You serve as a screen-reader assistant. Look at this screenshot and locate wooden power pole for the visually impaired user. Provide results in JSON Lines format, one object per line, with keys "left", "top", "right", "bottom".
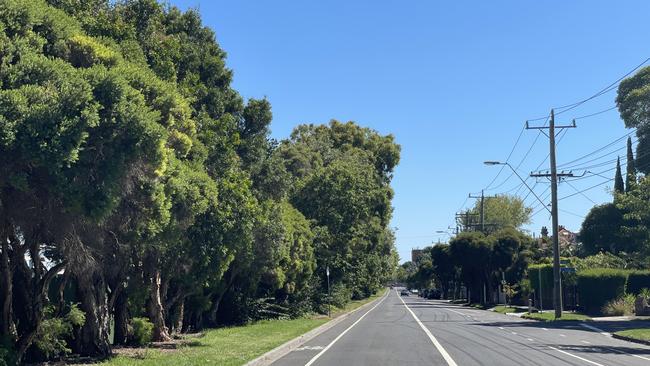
{"left": 526, "top": 109, "right": 576, "bottom": 319}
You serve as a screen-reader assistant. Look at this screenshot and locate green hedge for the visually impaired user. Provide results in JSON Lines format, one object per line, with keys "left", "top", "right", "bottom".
{"left": 529, "top": 264, "right": 553, "bottom": 310}
{"left": 577, "top": 268, "right": 630, "bottom": 315}
{"left": 627, "top": 271, "right": 650, "bottom": 295}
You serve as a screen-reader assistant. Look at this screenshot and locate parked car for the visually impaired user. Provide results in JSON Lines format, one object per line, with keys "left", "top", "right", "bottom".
{"left": 400, "top": 289, "right": 410, "bottom": 296}
{"left": 425, "top": 288, "right": 441, "bottom": 299}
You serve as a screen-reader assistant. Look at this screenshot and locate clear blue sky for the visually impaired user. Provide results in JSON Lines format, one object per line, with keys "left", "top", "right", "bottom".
{"left": 171, "top": 0, "right": 649, "bottom": 263}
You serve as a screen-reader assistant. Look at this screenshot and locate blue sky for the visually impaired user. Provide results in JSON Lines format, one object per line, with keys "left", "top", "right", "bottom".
{"left": 171, "top": 0, "right": 649, "bottom": 263}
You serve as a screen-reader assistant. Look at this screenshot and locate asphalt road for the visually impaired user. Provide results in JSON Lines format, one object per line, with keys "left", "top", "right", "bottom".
{"left": 270, "top": 289, "right": 650, "bottom": 366}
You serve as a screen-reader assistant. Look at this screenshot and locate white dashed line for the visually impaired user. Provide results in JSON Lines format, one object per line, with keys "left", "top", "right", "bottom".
{"left": 581, "top": 340, "right": 591, "bottom": 344}
{"left": 527, "top": 338, "right": 534, "bottom": 342}
{"left": 549, "top": 346, "right": 605, "bottom": 366}
{"left": 542, "top": 327, "right": 549, "bottom": 331}
{"left": 559, "top": 334, "right": 566, "bottom": 337}
{"left": 511, "top": 332, "right": 518, "bottom": 335}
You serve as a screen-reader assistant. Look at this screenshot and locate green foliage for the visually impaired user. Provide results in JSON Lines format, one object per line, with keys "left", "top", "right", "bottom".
{"left": 579, "top": 204, "right": 628, "bottom": 255}
{"left": 529, "top": 264, "right": 553, "bottom": 309}
{"left": 464, "top": 195, "right": 532, "bottom": 234}
{"left": 577, "top": 268, "right": 629, "bottom": 315}
{"left": 0, "top": 336, "right": 16, "bottom": 366}
{"left": 627, "top": 271, "right": 650, "bottom": 295}
{"left": 614, "top": 157, "right": 625, "bottom": 194}
{"left": 130, "top": 317, "right": 154, "bottom": 346}
{"left": 34, "top": 304, "right": 86, "bottom": 358}
{"left": 575, "top": 252, "right": 628, "bottom": 270}
{"left": 617, "top": 66, "right": 650, "bottom": 174}
{"left": 602, "top": 294, "right": 635, "bottom": 316}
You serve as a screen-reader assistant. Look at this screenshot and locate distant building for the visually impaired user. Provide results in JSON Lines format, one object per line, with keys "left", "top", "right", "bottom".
{"left": 558, "top": 226, "right": 577, "bottom": 250}
{"left": 411, "top": 248, "right": 424, "bottom": 263}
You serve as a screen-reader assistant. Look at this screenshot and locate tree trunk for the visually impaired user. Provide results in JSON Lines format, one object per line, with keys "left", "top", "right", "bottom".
{"left": 147, "top": 268, "right": 170, "bottom": 341}
{"left": 0, "top": 235, "right": 12, "bottom": 337}
{"left": 75, "top": 271, "right": 111, "bottom": 357}
{"left": 113, "top": 290, "right": 129, "bottom": 345}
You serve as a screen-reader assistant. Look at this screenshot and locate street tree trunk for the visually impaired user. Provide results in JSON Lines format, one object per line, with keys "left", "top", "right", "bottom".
{"left": 113, "top": 290, "right": 129, "bottom": 345}
{"left": 75, "top": 271, "right": 111, "bottom": 357}
{"left": 0, "top": 234, "right": 12, "bottom": 338}
{"left": 145, "top": 250, "right": 171, "bottom": 342}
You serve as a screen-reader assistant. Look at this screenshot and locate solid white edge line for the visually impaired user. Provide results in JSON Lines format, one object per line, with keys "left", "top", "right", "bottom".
{"left": 399, "top": 292, "right": 458, "bottom": 366}
{"left": 303, "top": 290, "right": 389, "bottom": 366}
{"left": 579, "top": 322, "right": 612, "bottom": 337}
{"left": 548, "top": 346, "right": 605, "bottom": 366}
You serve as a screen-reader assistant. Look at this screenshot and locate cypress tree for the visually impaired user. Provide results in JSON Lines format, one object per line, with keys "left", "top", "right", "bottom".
{"left": 614, "top": 156, "right": 625, "bottom": 195}
{"left": 626, "top": 136, "right": 636, "bottom": 192}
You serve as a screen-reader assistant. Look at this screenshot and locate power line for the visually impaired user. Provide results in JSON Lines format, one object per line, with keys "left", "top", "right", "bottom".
{"left": 527, "top": 57, "right": 650, "bottom": 122}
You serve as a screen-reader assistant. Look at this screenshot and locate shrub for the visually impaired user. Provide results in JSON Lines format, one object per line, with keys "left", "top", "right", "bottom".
{"left": 0, "top": 336, "right": 16, "bottom": 366}
{"left": 627, "top": 271, "right": 650, "bottom": 295}
{"left": 529, "top": 264, "right": 553, "bottom": 309}
{"left": 577, "top": 268, "right": 629, "bottom": 315}
{"left": 602, "top": 294, "right": 635, "bottom": 316}
{"left": 34, "top": 304, "right": 86, "bottom": 359}
{"left": 130, "top": 317, "right": 154, "bottom": 346}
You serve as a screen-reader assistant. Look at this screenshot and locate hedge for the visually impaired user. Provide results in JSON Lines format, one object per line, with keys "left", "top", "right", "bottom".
{"left": 577, "top": 268, "right": 630, "bottom": 315}
{"left": 627, "top": 271, "right": 650, "bottom": 295}
{"left": 529, "top": 264, "right": 553, "bottom": 310}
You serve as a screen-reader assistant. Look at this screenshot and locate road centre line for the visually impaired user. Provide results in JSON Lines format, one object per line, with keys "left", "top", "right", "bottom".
{"left": 399, "top": 293, "right": 458, "bottom": 366}
{"left": 548, "top": 346, "right": 605, "bottom": 366}
{"left": 303, "top": 291, "right": 389, "bottom": 366}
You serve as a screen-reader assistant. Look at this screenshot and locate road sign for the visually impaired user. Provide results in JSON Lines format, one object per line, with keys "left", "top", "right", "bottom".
{"left": 561, "top": 267, "right": 575, "bottom": 273}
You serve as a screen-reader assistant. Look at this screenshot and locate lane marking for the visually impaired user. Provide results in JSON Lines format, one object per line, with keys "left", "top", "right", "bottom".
{"left": 304, "top": 291, "right": 389, "bottom": 366}
{"left": 399, "top": 292, "right": 458, "bottom": 366}
{"left": 511, "top": 332, "right": 518, "bottom": 335}
{"left": 548, "top": 346, "right": 605, "bottom": 366}
{"left": 560, "top": 334, "right": 566, "bottom": 337}
{"left": 527, "top": 338, "right": 534, "bottom": 342}
{"left": 542, "top": 327, "right": 549, "bottom": 331}
{"left": 603, "top": 345, "right": 650, "bottom": 361}
{"left": 446, "top": 308, "right": 468, "bottom": 317}
{"left": 580, "top": 340, "right": 591, "bottom": 344}
{"left": 498, "top": 327, "right": 505, "bottom": 330}
{"left": 579, "top": 323, "right": 611, "bottom": 337}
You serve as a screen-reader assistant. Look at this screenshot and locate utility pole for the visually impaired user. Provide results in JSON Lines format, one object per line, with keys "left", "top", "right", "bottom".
{"left": 468, "top": 190, "right": 497, "bottom": 233}
{"left": 526, "top": 110, "right": 576, "bottom": 319}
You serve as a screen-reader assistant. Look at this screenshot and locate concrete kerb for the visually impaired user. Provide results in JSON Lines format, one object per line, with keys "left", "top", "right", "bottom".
{"left": 612, "top": 333, "right": 650, "bottom": 346}
{"left": 244, "top": 289, "right": 390, "bottom": 366}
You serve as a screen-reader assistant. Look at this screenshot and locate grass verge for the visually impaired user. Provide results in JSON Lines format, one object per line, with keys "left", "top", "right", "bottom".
{"left": 614, "top": 328, "right": 650, "bottom": 343}
{"left": 521, "top": 311, "right": 591, "bottom": 322}
{"left": 98, "top": 289, "right": 387, "bottom": 366}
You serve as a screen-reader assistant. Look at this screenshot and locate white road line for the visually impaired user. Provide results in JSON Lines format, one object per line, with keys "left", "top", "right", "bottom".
{"left": 498, "top": 327, "right": 505, "bottom": 330}
{"left": 399, "top": 292, "right": 458, "bottom": 366}
{"left": 603, "top": 346, "right": 650, "bottom": 361}
{"left": 542, "top": 327, "right": 549, "bottom": 331}
{"left": 446, "top": 308, "right": 468, "bottom": 317}
{"left": 304, "top": 291, "right": 389, "bottom": 366}
{"left": 511, "top": 332, "right": 518, "bottom": 335}
{"left": 581, "top": 340, "right": 591, "bottom": 344}
{"left": 579, "top": 323, "right": 612, "bottom": 337}
{"left": 549, "top": 346, "right": 605, "bottom": 366}
{"left": 527, "top": 338, "right": 534, "bottom": 342}
{"left": 560, "top": 334, "right": 566, "bottom": 337}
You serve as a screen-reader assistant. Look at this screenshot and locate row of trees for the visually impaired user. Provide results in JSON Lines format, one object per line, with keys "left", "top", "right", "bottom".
{"left": 407, "top": 228, "right": 531, "bottom": 304}
{"left": 580, "top": 64, "right": 650, "bottom": 264}
{"left": 0, "top": 0, "right": 400, "bottom": 363}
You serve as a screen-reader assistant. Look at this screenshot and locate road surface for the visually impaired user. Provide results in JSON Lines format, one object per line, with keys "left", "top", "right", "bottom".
{"left": 271, "top": 289, "right": 650, "bottom": 366}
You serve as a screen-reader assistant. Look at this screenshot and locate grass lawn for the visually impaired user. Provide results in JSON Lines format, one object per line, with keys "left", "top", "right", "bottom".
{"left": 491, "top": 305, "right": 526, "bottom": 314}
{"left": 615, "top": 328, "right": 650, "bottom": 342}
{"left": 521, "top": 311, "right": 591, "bottom": 322}
{"left": 98, "top": 289, "right": 387, "bottom": 366}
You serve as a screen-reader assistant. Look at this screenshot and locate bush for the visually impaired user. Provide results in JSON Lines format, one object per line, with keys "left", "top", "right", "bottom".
{"left": 130, "top": 317, "right": 154, "bottom": 346}
{"left": 0, "top": 336, "right": 16, "bottom": 366}
{"left": 602, "top": 294, "right": 635, "bottom": 316}
{"left": 34, "top": 304, "right": 86, "bottom": 359}
{"left": 529, "top": 264, "right": 553, "bottom": 309}
{"left": 578, "top": 268, "right": 629, "bottom": 315}
{"left": 627, "top": 271, "right": 650, "bottom": 295}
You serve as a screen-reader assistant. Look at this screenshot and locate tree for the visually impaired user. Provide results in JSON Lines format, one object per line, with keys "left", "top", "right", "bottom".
{"left": 627, "top": 137, "right": 637, "bottom": 192}
{"left": 614, "top": 157, "right": 625, "bottom": 195}
{"left": 617, "top": 66, "right": 650, "bottom": 174}
{"left": 463, "top": 195, "right": 532, "bottom": 234}
{"left": 580, "top": 203, "right": 627, "bottom": 255}
{"left": 429, "top": 245, "right": 455, "bottom": 298}
{"left": 449, "top": 232, "right": 491, "bottom": 303}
